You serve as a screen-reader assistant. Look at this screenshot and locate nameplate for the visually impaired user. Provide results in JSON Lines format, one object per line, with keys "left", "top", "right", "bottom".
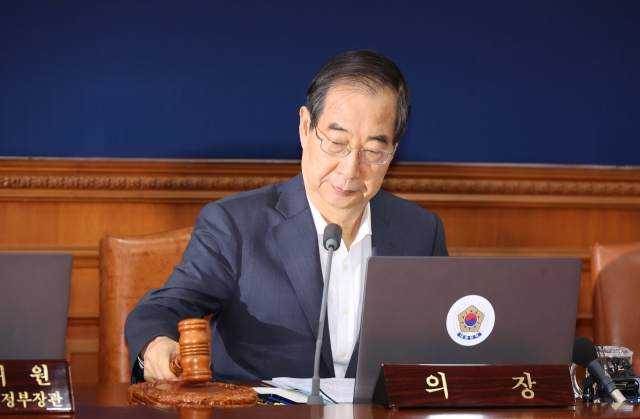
{"left": 372, "top": 364, "right": 575, "bottom": 408}
{"left": 0, "top": 360, "right": 74, "bottom": 413}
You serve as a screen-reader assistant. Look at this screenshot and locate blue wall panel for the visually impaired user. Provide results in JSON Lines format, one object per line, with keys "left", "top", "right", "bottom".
{"left": 1, "top": 1, "right": 639, "bottom": 164}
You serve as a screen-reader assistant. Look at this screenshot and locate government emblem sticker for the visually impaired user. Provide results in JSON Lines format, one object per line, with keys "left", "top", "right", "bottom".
{"left": 446, "top": 295, "right": 495, "bottom": 346}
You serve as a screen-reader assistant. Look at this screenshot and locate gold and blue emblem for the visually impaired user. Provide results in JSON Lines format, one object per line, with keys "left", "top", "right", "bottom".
{"left": 456, "top": 305, "right": 485, "bottom": 340}
{"left": 446, "top": 295, "right": 495, "bottom": 346}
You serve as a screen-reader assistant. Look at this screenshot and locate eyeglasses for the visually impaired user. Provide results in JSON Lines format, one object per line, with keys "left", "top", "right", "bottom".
{"left": 315, "top": 127, "right": 395, "bottom": 165}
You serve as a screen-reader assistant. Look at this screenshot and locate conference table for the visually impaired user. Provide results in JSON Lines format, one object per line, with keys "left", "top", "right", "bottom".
{"left": 3, "top": 382, "right": 640, "bottom": 419}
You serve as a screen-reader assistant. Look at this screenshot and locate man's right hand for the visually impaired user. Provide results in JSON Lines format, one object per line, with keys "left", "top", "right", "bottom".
{"left": 142, "top": 336, "right": 181, "bottom": 382}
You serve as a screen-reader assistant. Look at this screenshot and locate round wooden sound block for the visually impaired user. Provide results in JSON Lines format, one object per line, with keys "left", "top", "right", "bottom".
{"left": 127, "top": 381, "right": 258, "bottom": 407}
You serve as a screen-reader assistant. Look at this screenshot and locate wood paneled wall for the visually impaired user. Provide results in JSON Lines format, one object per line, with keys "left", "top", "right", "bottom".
{"left": 2, "top": 158, "right": 640, "bottom": 384}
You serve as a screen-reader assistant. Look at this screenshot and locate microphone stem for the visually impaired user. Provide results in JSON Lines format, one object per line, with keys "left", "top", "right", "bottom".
{"left": 308, "top": 246, "right": 335, "bottom": 404}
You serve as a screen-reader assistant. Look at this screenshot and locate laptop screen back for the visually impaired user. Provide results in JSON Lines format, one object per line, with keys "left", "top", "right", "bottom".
{"left": 0, "top": 253, "right": 73, "bottom": 359}
{"left": 354, "top": 256, "right": 581, "bottom": 404}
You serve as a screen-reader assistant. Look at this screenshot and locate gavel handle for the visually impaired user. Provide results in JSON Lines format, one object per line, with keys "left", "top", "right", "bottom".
{"left": 169, "top": 353, "right": 182, "bottom": 375}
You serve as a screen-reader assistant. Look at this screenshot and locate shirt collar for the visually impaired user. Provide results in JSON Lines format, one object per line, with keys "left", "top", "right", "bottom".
{"left": 306, "top": 197, "right": 372, "bottom": 244}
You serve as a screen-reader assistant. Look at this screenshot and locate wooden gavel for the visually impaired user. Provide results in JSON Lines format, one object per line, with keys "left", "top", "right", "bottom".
{"left": 127, "top": 317, "right": 257, "bottom": 408}
{"left": 169, "top": 318, "right": 212, "bottom": 384}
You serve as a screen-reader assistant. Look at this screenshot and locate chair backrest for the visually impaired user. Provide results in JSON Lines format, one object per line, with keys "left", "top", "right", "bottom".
{"left": 591, "top": 241, "right": 640, "bottom": 358}
{"left": 98, "top": 227, "right": 193, "bottom": 383}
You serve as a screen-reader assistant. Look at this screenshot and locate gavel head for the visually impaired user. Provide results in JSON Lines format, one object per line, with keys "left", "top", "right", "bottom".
{"left": 175, "top": 318, "right": 212, "bottom": 384}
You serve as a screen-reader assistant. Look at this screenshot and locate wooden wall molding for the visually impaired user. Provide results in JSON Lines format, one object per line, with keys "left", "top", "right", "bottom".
{"left": 1, "top": 174, "right": 288, "bottom": 192}
{"left": 3, "top": 173, "right": 640, "bottom": 196}
{"left": 2, "top": 159, "right": 640, "bottom": 207}
{"left": 386, "top": 178, "right": 640, "bottom": 196}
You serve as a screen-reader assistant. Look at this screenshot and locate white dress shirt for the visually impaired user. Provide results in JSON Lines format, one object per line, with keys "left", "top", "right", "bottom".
{"left": 307, "top": 198, "right": 372, "bottom": 378}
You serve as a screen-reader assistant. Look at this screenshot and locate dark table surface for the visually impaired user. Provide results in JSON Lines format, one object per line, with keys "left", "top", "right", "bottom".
{"left": 3, "top": 383, "right": 640, "bottom": 418}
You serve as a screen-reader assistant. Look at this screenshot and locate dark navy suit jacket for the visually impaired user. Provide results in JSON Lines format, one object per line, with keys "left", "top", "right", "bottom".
{"left": 125, "top": 174, "right": 448, "bottom": 382}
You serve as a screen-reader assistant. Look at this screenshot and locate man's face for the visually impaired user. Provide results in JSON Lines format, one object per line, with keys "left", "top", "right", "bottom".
{"left": 299, "top": 84, "right": 397, "bottom": 222}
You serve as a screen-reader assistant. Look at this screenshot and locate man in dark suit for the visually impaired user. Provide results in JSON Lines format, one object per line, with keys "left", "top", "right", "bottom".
{"left": 125, "top": 50, "right": 448, "bottom": 383}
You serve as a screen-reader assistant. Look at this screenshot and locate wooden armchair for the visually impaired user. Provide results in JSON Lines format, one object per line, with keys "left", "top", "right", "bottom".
{"left": 98, "top": 227, "right": 193, "bottom": 383}
{"left": 591, "top": 241, "right": 640, "bottom": 357}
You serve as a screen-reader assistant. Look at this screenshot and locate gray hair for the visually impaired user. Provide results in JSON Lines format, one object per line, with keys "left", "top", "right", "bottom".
{"left": 306, "top": 50, "right": 411, "bottom": 145}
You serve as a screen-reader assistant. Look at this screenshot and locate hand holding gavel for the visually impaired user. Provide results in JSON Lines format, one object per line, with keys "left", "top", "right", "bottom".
{"left": 143, "top": 318, "right": 211, "bottom": 384}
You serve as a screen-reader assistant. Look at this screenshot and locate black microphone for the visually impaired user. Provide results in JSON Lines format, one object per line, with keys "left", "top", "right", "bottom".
{"left": 323, "top": 223, "right": 341, "bottom": 251}
{"left": 572, "top": 337, "right": 626, "bottom": 403}
{"left": 307, "top": 223, "right": 342, "bottom": 405}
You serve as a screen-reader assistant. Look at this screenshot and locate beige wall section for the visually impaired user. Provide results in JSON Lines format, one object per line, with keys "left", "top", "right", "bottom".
{"left": 1, "top": 158, "right": 639, "bottom": 384}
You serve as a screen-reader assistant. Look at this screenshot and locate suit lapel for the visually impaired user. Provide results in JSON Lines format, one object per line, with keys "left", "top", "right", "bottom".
{"left": 370, "top": 192, "right": 399, "bottom": 257}
{"left": 270, "top": 175, "right": 335, "bottom": 377}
